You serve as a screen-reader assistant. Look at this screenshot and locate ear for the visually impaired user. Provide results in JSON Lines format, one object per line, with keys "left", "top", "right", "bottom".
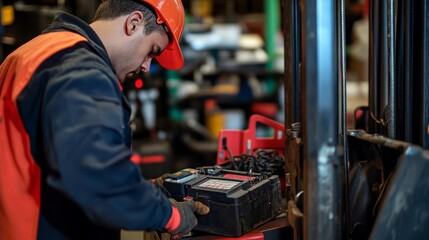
{"left": 125, "top": 11, "right": 144, "bottom": 36}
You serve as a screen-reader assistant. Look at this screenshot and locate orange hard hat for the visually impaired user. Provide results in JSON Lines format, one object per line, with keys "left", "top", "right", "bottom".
{"left": 141, "top": 0, "right": 185, "bottom": 70}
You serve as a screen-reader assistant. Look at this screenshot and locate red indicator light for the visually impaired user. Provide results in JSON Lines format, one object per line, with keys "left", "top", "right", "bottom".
{"left": 135, "top": 79, "right": 143, "bottom": 89}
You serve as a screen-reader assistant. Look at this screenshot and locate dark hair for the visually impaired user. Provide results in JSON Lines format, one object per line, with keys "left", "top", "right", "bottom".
{"left": 93, "top": 0, "right": 167, "bottom": 38}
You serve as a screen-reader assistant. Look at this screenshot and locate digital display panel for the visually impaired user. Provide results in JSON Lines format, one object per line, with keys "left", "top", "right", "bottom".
{"left": 198, "top": 179, "right": 240, "bottom": 190}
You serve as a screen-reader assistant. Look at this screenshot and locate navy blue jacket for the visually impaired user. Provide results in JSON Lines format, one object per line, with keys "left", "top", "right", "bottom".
{"left": 15, "top": 12, "right": 172, "bottom": 239}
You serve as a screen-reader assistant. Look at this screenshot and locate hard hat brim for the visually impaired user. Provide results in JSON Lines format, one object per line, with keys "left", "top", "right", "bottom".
{"left": 156, "top": 37, "right": 184, "bottom": 70}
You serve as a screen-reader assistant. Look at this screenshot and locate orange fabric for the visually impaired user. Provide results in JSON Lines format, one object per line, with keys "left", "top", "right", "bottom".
{"left": 164, "top": 206, "right": 180, "bottom": 232}
{"left": 0, "top": 32, "right": 87, "bottom": 240}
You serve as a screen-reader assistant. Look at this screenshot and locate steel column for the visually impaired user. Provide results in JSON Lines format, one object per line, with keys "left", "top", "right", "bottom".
{"left": 302, "top": 0, "right": 342, "bottom": 239}
{"left": 337, "top": 0, "right": 350, "bottom": 238}
{"left": 422, "top": 0, "right": 429, "bottom": 149}
{"left": 284, "top": 0, "right": 303, "bottom": 199}
{"left": 284, "top": 0, "right": 302, "bottom": 127}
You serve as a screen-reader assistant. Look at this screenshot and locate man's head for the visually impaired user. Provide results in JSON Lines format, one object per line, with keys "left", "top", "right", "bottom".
{"left": 92, "top": 0, "right": 184, "bottom": 80}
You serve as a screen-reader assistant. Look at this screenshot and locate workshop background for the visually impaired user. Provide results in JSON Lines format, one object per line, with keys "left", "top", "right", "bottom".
{"left": 0, "top": 0, "right": 367, "bottom": 178}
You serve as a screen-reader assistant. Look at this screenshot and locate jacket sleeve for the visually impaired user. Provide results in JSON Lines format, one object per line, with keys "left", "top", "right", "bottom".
{"left": 41, "top": 65, "right": 172, "bottom": 230}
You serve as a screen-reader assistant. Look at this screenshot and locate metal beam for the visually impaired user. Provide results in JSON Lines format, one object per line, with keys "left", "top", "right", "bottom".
{"left": 422, "top": 0, "right": 429, "bottom": 149}
{"left": 302, "top": 0, "right": 342, "bottom": 239}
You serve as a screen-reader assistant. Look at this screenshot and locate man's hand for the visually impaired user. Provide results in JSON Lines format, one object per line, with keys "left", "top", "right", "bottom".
{"left": 165, "top": 198, "right": 210, "bottom": 239}
{"left": 152, "top": 173, "right": 169, "bottom": 187}
{"left": 151, "top": 173, "right": 170, "bottom": 196}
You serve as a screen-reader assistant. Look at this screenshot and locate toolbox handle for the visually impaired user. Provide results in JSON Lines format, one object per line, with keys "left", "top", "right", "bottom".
{"left": 217, "top": 114, "right": 285, "bottom": 165}
{"left": 248, "top": 114, "right": 284, "bottom": 139}
{"left": 244, "top": 114, "right": 285, "bottom": 154}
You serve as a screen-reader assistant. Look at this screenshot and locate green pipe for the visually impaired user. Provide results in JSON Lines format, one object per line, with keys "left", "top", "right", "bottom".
{"left": 264, "top": 0, "right": 280, "bottom": 94}
{"left": 265, "top": 0, "right": 280, "bottom": 70}
{"left": 167, "top": 70, "right": 183, "bottom": 121}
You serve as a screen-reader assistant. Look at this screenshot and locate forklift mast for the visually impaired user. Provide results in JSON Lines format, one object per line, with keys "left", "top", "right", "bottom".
{"left": 283, "top": 0, "right": 429, "bottom": 239}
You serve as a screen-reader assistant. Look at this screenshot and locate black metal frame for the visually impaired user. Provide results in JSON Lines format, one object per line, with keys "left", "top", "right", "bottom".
{"left": 284, "top": 0, "right": 301, "bottom": 127}
{"left": 422, "top": 1, "right": 429, "bottom": 149}
{"left": 284, "top": 0, "right": 429, "bottom": 239}
{"left": 369, "top": 0, "right": 429, "bottom": 147}
{"left": 397, "top": 0, "right": 429, "bottom": 148}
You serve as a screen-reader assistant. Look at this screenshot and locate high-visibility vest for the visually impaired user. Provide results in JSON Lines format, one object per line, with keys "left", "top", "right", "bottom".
{"left": 0, "top": 32, "right": 87, "bottom": 240}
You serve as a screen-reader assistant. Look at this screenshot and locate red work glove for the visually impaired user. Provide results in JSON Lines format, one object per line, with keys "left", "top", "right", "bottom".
{"left": 164, "top": 198, "right": 210, "bottom": 239}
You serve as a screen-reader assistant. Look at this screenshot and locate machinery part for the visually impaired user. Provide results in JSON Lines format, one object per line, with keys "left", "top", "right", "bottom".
{"left": 369, "top": 146, "right": 429, "bottom": 239}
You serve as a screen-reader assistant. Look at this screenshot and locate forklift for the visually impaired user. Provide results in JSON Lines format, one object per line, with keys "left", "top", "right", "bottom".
{"left": 283, "top": 0, "right": 429, "bottom": 239}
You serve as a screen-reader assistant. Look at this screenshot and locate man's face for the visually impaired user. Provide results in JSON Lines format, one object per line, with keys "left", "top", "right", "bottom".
{"left": 116, "top": 29, "right": 169, "bottom": 81}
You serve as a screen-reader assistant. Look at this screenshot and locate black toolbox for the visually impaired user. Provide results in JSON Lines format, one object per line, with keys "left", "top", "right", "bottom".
{"left": 163, "top": 168, "right": 283, "bottom": 237}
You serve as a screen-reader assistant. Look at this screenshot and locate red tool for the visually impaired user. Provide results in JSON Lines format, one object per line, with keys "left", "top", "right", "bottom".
{"left": 216, "top": 114, "right": 285, "bottom": 165}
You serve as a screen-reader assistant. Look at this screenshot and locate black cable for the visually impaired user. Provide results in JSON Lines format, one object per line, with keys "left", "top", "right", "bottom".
{"left": 231, "top": 149, "right": 285, "bottom": 178}
{"left": 222, "top": 137, "right": 239, "bottom": 170}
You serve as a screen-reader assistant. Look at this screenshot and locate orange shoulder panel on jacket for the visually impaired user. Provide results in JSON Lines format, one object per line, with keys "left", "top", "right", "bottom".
{"left": 0, "top": 32, "right": 88, "bottom": 240}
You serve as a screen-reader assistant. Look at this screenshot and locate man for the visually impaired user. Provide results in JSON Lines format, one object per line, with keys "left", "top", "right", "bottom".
{"left": 0, "top": 0, "right": 209, "bottom": 239}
